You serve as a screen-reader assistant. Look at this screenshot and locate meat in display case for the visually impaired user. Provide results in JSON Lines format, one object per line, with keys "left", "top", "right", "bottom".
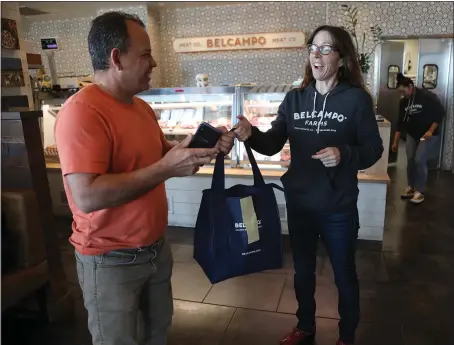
{"left": 238, "top": 85, "right": 298, "bottom": 169}
{"left": 137, "top": 87, "right": 236, "bottom": 162}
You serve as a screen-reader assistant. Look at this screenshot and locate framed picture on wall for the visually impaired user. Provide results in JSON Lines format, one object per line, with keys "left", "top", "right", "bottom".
{"left": 1, "top": 70, "right": 25, "bottom": 87}
{"left": 1, "top": 18, "right": 20, "bottom": 50}
{"left": 1, "top": 57, "right": 23, "bottom": 70}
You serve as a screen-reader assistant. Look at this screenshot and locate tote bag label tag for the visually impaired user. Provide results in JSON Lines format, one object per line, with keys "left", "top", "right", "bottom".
{"left": 240, "top": 196, "right": 260, "bottom": 244}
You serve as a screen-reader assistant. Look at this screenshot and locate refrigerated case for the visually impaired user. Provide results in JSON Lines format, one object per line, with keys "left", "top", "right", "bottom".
{"left": 237, "top": 85, "right": 298, "bottom": 169}
{"left": 137, "top": 85, "right": 299, "bottom": 169}
{"left": 137, "top": 85, "right": 390, "bottom": 174}
{"left": 138, "top": 87, "right": 237, "bottom": 162}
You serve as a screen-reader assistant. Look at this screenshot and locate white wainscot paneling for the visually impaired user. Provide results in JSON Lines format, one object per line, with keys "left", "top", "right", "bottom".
{"left": 172, "top": 202, "right": 200, "bottom": 216}
{"left": 358, "top": 226, "right": 384, "bottom": 241}
{"left": 165, "top": 190, "right": 203, "bottom": 204}
{"left": 165, "top": 175, "right": 387, "bottom": 242}
{"left": 168, "top": 214, "right": 197, "bottom": 228}
{"left": 46, "top": 170, "right": 387, "bottom": 242}
{"left": 358, "top": 183, "right": 387, "bottom": 199}
{"left": 165, "top": 174, "right": 288, "bottom": 229}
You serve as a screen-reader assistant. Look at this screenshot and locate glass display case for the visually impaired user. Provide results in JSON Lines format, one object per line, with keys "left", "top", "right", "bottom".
{"left": 237, "top": 85, "right": 298, "bottom": 170}
{"left": 137, "top": 87, "right": 237, "bottom": 162}
{"left": 40, "top": 84, "right": 388, "bottom": 179}
{"left": 41, "top": 98, "right": 67, "bottom": 161}
{"left": 138, "top": 85, "right": 297, "bottom": 169}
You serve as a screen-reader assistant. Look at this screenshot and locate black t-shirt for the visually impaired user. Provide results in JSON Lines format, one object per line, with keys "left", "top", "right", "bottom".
{"left": 397, "top": 88, "right": 445, "bottom": 140}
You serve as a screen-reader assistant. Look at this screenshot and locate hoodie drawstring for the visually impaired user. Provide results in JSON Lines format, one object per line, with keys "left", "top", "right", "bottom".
{"left": 403, "top": 91, "right": 416, "bottom": 123}
{"left": 313, "top": 92, "right": 317, "bottom": 114}
{"left": 314, "top": 91, "right": 330, "bottom": 134}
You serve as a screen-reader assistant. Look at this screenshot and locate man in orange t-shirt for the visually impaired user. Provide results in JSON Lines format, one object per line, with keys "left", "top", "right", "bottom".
{"left": 55, "top": 12, "right": 234, "bottom": 345}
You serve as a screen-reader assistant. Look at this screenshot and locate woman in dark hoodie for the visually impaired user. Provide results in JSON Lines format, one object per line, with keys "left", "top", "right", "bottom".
{"left": 392, "top": 73, "right": 445, "bottom": 204}
{"left": 234, "top": 26, "right": 383, "bottom": 345}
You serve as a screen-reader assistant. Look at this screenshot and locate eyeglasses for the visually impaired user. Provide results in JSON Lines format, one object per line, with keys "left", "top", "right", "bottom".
{"left": 308, "top": 44, "right": 337, "bottom": 55}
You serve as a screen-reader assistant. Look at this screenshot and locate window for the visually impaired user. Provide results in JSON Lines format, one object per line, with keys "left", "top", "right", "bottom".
{"left": 387, "top": 65, "right": 400, "bottom": 89}
{"left": 422, "top": 64, "right": 438, "bottom": 89}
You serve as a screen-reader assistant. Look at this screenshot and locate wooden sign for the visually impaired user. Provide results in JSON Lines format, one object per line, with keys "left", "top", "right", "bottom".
{"left": 173, "top": 32, "right": 306, "bottom": 53}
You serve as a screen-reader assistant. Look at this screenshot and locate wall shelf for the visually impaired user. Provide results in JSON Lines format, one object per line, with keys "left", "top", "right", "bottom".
{"left": 28, "top": 64, "right": 44, "bottom": 69}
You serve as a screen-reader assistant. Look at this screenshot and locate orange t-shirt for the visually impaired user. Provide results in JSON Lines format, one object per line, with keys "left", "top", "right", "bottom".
{"left": 55, "top": 84, "right": 172, "bottom": 255}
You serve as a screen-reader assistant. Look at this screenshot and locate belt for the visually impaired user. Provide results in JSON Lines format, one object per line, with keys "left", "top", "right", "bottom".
{"left": 117, "top": 238, "right": 163, "bottom": 254}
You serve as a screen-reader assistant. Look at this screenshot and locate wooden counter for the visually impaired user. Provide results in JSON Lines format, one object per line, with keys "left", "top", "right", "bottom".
{"left": 46, "top": 162, "right": 390, "bottom": 184}
{"left": 377, "top": 119, "right": 391, "bottom": 128}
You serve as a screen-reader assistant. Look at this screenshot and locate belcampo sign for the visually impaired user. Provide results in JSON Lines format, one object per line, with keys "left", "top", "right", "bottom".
{"left": 173, "top": 32, "right": 306, "bottom": 53}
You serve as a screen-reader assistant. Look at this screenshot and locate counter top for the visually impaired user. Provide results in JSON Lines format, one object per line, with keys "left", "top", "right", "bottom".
{"left": 46, "top": 162, "right": 390, "bottom": 184}
{"left": 376, "top": 118, "right": 391, "bottom": 127}
{"left": 2, "top": 110, "right": 43, "bottom": 120}
{"left": 197, "top": 166, "right": 390, "bottom": 183}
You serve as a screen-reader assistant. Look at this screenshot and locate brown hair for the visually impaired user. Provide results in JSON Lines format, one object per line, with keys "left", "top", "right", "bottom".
{"left": 302, "top": 25, "right": 365, "bottom": 90}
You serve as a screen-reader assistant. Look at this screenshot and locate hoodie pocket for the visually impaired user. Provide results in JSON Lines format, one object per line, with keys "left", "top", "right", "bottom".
{"left": 281, "top": 163, "right": 337, "bottom": 197}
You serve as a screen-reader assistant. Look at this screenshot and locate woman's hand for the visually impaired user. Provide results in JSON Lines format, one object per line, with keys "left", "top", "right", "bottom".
{"left": 421, "top": 130, "right": 433, "bottom": 140}
{"left": 391, "top": 141, "right": 398, "bottom": 152}
{"left": 233, "top": 115, "right": 252, "bottom": 142}
{"left": 312, "top": 147, "right": 341, "bottom": 167}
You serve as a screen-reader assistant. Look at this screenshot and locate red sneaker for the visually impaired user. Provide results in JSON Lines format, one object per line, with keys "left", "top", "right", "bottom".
{"left": 279, "top": 327, "right": 315, "bottom": 344}
{"left": 336, "top": 340, "right": 353, "bottom": 345}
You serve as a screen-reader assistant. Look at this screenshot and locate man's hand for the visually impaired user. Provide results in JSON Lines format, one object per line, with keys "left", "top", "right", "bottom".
{"left": 421, "top": 130, "right": 433, "bottom": 140}
{"left": 159, "top": 135, "right": 218, "bottom": 177}
{"left": 233, "top": 115, "right": 252, "bottom": 142}
{"left": 312, "top": 147, "right": 341, "bottom": 168}
{"left": 215, "top": 126, "right": 235, "bottom": 155}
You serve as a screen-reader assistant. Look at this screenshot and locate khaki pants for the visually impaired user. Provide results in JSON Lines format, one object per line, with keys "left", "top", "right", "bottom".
{"left": 75, "top": 239, "right": 174, "bottom": 345}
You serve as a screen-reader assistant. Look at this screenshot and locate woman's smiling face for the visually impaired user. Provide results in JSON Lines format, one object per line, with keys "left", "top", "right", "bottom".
{"left": 309, "top": 30, "right": 342, "bottom": 82}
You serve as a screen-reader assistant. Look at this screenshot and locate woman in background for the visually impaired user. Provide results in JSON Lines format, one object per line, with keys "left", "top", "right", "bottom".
{"left": 392, "top": 73, "right": 445, "bottom": 204}
{"left": 234, "top": 25, "right": 383, "bottom": 345}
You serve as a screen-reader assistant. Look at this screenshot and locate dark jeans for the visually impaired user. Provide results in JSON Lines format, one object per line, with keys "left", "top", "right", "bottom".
{"left": 287, "top": 205, "right": 360, "bottom": 343}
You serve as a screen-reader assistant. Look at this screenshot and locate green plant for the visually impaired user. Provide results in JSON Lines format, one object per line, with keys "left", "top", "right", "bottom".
{"left": 341, "top": 4, "right": 383, "bottom": 74}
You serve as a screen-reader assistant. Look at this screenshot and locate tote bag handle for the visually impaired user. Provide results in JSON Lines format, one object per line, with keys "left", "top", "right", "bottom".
{"left": 211, "top": 141, "right": 265, "bottom": 191}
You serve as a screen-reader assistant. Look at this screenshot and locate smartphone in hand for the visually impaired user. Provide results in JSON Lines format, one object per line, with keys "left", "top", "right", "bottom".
{"left": 188, "top": 122, "right": 222, "bottom": 149}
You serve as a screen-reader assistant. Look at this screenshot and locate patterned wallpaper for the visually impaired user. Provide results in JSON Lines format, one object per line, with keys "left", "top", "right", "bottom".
{"left": 22, "top": 5, "right": 148, "bottom": 78}
{"left": 148, "top": 9, "right": 162, "bottom": 88}
{"left": 23, "top": 16, "right": 93, "bottom": 76}
{"left": 158, "top": 2, "right": 326, "bottom": 87}
{"left": 158, "top": 1, "right": 453, "bottom": 87}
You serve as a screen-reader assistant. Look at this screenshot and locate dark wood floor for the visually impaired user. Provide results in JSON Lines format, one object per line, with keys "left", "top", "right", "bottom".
{"left": 3, "top": 151, "right": 454, "bottom": 345}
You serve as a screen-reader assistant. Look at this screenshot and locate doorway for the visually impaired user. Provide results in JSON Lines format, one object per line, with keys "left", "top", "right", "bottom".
{"left": 376, "top": 37, "right": 454, "bottom": 170}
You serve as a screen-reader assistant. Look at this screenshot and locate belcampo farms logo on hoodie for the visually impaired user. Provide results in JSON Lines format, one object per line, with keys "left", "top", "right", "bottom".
{"left": 293, "top": 91, "right": 348, "bottom": 134}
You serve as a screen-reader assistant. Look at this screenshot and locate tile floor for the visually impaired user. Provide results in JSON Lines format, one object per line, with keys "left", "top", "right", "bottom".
{"left": 2, "top": 150, "right": 454, "bottom": 345}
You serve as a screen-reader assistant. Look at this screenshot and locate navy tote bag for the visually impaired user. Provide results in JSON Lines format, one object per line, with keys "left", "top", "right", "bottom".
{"left": 193, "top": 142, "right": 285, "bottom": 284}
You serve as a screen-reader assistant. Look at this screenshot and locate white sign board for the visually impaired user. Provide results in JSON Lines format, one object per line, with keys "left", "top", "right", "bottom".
{"left": 173, "top": 32, "right": 306, "bottom": 53}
